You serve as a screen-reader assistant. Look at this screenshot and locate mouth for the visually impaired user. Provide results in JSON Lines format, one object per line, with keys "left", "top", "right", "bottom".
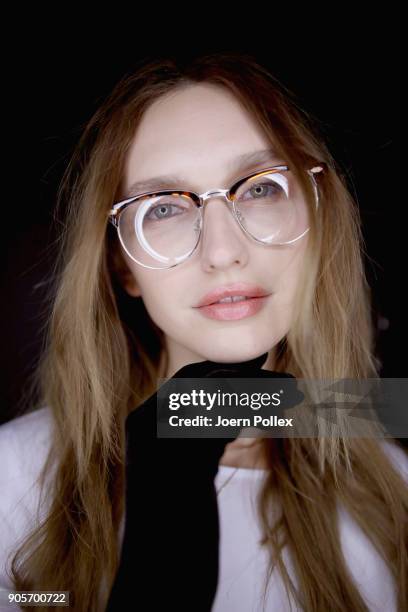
{"left": 206, "top": 295, "right": 259, "bottom": 305}
{"left": 194, "top": 283, "right": 271, "bottom": 308}
{"left": 194, "top": 294, "right": 271, "bottom": 321}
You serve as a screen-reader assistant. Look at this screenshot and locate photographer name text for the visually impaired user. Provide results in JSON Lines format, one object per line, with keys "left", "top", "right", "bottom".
{"left": 167, "top": 415, "right": 293, "bottom": 427}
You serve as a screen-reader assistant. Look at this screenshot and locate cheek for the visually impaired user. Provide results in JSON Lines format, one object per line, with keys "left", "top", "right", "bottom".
{"left": 267, "top": 239, "right": 307, "bottom": 308}
{"left": 135, "top": 264, "right": 192, "bottom": 309}
{"left": 138, "top": 278, "right": 166, "bottom": 304}
{"left": 135, "top": 273, "right": 180, "bottom": 323}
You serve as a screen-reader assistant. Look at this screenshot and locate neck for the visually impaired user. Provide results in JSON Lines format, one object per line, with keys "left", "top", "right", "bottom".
{"left": 158, "top": 346, "right": 277, "bottom": 381}
{"left": 218, "top": 437, "right": 270, "bottom": 469}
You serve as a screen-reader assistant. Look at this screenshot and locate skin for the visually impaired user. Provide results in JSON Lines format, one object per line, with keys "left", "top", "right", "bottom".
{"left": 119, "top": 83, "right": 309, "bottom": 467}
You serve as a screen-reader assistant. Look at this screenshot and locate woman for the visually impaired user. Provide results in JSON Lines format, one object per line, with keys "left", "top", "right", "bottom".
{"left": 0, "top": 52, "right": 407, "bottom": 611}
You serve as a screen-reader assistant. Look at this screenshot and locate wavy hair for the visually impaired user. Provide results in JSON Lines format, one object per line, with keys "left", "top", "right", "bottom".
{"left": 8, "top": 52, "right": 407, "bottom": 611}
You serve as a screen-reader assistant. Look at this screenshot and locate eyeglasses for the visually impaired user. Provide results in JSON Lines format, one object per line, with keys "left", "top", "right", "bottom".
{"left": 108, "top": 162, "right": 326, "bottom": 270}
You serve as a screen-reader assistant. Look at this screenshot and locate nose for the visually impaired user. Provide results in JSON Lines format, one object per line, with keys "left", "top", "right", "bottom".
{"left": 197, "top": 195, "right": 249, "bottom": 271}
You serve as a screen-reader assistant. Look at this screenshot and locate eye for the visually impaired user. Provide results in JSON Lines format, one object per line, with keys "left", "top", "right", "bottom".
{"left": 243, "top": 181, "right": 282, "bottom": 200}
{"left": 144, "top": 203, "right": 186, "bottom": 221}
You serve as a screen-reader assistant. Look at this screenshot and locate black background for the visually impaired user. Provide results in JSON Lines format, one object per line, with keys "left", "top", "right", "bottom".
{"left": 1, "top": 35, "right": 403, "bottom": 427}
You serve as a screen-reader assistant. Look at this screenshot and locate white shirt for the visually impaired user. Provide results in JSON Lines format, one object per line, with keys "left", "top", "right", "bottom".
{"left": 0, "top": 407, "right": 57, "bottom": 611}
{"left": 0, "top": 407, "right": 125, "bottom": 612}
{"left": 212, "top": 444, "right": 408, "bottom": 612}
{"left": 0, "top": 407, "right": 406, "bottom": 611}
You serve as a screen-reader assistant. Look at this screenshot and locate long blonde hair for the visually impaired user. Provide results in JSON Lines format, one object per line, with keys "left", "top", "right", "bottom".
{"left": 8, "top": 52, "right": 407, "bottom": 611}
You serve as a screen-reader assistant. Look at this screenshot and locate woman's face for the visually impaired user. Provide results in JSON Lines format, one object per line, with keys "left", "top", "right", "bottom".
{"left": 120, "top": 83, "right": 309, "bottom": 377}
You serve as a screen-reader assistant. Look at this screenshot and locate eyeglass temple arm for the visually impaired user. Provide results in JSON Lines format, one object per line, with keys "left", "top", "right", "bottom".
{"left": 309, "top": 163, "right": 327, "bottom": 175}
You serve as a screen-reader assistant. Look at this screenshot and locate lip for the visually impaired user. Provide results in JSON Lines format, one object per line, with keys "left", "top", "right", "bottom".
{"left": 194, "top": 282, "right": 271, "bottom": 308}
{"left": 195, "top": 295, "right": 270, "bottom": 321}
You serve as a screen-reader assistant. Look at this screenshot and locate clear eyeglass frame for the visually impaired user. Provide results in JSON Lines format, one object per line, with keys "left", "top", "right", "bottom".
{"left": 107, "top": 162, "right": 327, "bottom": 270}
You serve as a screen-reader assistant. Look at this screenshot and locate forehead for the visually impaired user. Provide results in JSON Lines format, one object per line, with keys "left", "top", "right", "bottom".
{"left": 123, "top": 83, "right": 281, "bottom": 196}
{"left": 124, "top": 149, "right": 283, "bottom": 198}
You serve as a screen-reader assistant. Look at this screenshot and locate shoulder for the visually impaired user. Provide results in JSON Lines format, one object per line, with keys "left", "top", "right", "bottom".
{"left": 0, "top": 406, "right": 55, "bottom": 590}
{"left": 380, "top": 438, "right": 408, "bottom": 482}
{"left": 338, "top": 438, "right": 407, "bottom": 612}
{"left": 0, "top": 406, "right": 55, "bottom": 494}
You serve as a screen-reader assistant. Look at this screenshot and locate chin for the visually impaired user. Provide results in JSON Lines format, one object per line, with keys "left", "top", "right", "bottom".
{"left": 202, "top": 347, "right": 268, "bottom": 364}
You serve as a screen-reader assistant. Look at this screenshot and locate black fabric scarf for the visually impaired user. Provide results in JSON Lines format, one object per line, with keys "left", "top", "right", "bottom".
{"left": 106, "top": 353, "right": 295, "bottom": 611}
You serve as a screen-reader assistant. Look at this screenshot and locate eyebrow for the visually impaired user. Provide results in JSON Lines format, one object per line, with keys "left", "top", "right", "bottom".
{"left": 124, "top": 148, "right": 280, "bottom": 198}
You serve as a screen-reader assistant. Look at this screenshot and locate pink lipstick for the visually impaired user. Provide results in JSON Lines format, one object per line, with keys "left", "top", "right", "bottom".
{"left": 193, "top": 282, "right": 271, "bottom": 321}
